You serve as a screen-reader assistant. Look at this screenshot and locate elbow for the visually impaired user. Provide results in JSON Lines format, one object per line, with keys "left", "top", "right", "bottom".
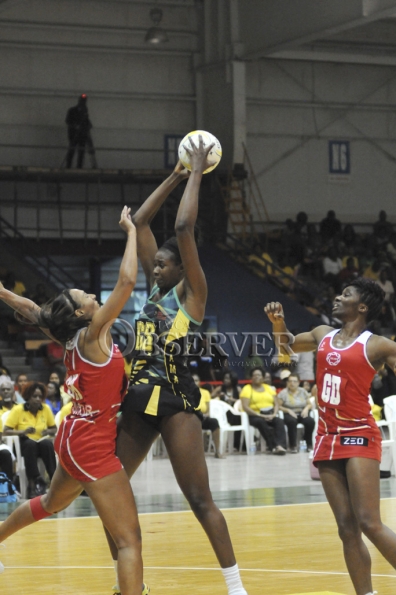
{"left": 119, "top": 274, "right": 136, "bottom": 288}
{"left": 175, "top": 221, "right": 192, "bottom": 235}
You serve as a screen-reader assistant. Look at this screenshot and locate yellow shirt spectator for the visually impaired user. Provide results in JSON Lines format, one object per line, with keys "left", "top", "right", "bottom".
{"left": 5, "top": 403, "right": 55, "bottom": 441}
{"left": 197, "top": 387, "right": 212, "bottom": 414}
{"left": 240, "top": 383, "right": 276, "bottom": 413}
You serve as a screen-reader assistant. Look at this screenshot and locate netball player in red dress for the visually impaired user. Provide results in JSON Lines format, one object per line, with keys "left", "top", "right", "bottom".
{"left": 265, "top": 278, "right": 396, "bottom": 595}
{"left": 0, "top": 207, "right": 144, "bottom": 595}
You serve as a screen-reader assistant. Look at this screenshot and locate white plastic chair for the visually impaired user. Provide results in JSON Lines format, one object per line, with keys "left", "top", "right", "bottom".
{"left": 209, "top": 399, "right": 249, "bottom": 456}
{"left": 234, "top": 399, "right": 266, "bottom": 454}
{"left": 2, "top": 410, "right": 47, "bottom": 498}
{"left": 374, "top": 395, "right": 396, "bottom": 476}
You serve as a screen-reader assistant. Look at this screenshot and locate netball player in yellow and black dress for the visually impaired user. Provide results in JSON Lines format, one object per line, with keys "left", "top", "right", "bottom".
{"left": 107, "top": 137, "right": 248, "bottom": 595}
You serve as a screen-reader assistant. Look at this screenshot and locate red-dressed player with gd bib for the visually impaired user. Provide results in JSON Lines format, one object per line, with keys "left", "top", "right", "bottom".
{"left": 265, "top": 278, "right": 396, "bottom": 595}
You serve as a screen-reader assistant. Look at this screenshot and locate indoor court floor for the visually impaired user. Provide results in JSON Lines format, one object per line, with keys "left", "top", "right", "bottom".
{"left": 1, "top": 451, "right": 396, "bottom": 595}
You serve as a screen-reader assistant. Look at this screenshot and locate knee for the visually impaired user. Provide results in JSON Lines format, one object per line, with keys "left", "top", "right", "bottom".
{"left": 337, "top": 518, "right": 360, "bottom": 543}
{"left": 113, "top": 525, "right": 142, "bottom": 551}
{"left": 358, "top": 514, "right": 382, "bottom": 539}
{"left": 185, "top": 488, "right": 213, "bottom": 520}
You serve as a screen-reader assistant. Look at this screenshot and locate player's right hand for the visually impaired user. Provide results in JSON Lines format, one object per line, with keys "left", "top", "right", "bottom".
{"left": 119, "top": 206, "right": 135, "bottom": 234}
{"left": 173, "top": 160, "right": 190, "bottom": 179}
{"left": 264, "top": 302, "right": 284, "bottom": 323}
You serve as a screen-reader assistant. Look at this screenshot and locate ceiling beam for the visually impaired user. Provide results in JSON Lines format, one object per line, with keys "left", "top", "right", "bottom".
{"left": 240, "top": 0, "right": 396, "bottom": 59}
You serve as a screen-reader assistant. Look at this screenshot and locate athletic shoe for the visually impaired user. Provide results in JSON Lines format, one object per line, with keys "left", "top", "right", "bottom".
{"left": 0, "top": 544, "right": 4, "bottom": 573}
{"left": 272, "top": 445, "right": 287, "bottom": 455}
{"left": 112, "top": 583, "right": 150, "bottom": 594}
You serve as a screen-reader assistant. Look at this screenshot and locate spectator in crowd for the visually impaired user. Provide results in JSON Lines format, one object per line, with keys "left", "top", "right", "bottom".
{"left": 0, "top": 415, "right": 13, "bottom": 482}
{"left": 65, "top": 94, "right": 97, "bottom": 169}
{"left": 373, "top": 210, "right": 393, "bottom": 245}
{"left": 320, "top": 210, "right": 342, "bottom": 242}
{"left": 48, "top": 370, "right": 69, "bottom": 405}
{"left": 386, "top": 233, "right": 396, "bottom": 265}
{"left": 338, "top": 256, "right": 359, "bottom": 286}
{"left": 213, "top": 370, "right": 240, "bottom": 406}
{"left": 43, "top": 341, "right": 65, "bottom": 372}
{"left": 363, "top": 258, "right": 381, "bottom": 281}
{"left": 302, "top": 380, "right": 312, "bottom": 394}
{"left": 3, "top": 381, "right": 56, "bottom": 498}
{"left": 57, "top": 400, "right": 73, "bottom": 426}
{"left": 376, "top": 268, "right": 395, "bottom": 305}
{"left": 31, "top": 283, "right": 51, "bottom": 306}
{"left": 2, "top": 272, "right": 26, "bottom": 297}
{"left": 341, "top": 246, "right": 359, "bottom": 270}
{"left": 0, "top": 377, "right": 17, "bottom": 414}
{"left": 46, "top": 381, "right": 62, "bottom": 416}
{"left": 295, "top": 349, "right": 315, "bottom": 383}
{"left": 193, "top": 374, "right": 225, "bottom": 459}
{"left": 14, "top": 373, "right": 28, "bottom": 404}
{"left": 341, "top": 223, "right": 356, "bottom": 249}
{"left": 277, "top": 373, "right": 315, "bottom": 453}
{"left": 322, "top": 247, "right": 343, "bottom": 287}
{"left": 0, "top": 355, "right": 10, "bottom": 378}
{"left": 240, "top": 367, "right": 287, "bottom": 455}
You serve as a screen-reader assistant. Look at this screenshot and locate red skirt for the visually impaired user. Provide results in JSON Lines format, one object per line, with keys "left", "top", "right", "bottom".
{"left": 313, "top": 425, "right": 382, "bottom": 466}
{"left": 55, "top": 417, "right": 123, "bottom": 482}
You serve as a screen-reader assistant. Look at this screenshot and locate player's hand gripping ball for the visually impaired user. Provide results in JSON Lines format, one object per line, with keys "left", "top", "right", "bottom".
{"left": 178, "top": 130, "right": 222, "bottom": 174}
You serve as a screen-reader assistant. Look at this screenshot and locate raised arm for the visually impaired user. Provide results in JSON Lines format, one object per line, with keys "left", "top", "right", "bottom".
{"left": 0, "top": 283, "right": 42, "bottom": 325}
{"left": 85, "top": 206, "right": 137, "bottom": 344}
{"left": 264, "top": 301, "right": 332, "bottom": 356}
{"left": 132, "top": 162, "right": 189, "bottom": 286}
{"left": 174, "top": 136, "right": 214, "bottom": 323}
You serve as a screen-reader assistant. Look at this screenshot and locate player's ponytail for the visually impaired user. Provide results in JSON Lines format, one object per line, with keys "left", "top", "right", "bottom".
{"left": 38, "top": 290, "right": 90, "bottom": 344}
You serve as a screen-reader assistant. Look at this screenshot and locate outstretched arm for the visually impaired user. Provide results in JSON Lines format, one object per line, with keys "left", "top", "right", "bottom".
{"left": 0, "top": 283, "right": 41, "bottom": 324}
{"left": 132, "top": 162, "right": 189, "bottom": 286}
{"left": 174, "top": 136, "right": 213, "bottom": 323}
{"left": 264, "top": 301, "right": 332, "bottom": 356}
{"left": 86, "top": 206, "right": 137, "bottom": 343}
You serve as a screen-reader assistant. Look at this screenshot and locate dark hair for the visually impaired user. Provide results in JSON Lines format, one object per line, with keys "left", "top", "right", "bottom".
{"left": 160, "top": 237, "right": 182, "bottom": 265}
{"left": 22, "top": 381, "right": 47, "bottom": 402}
{"left": 38, "top": 290, "right": 90, "bottom": 344}
{"left": 47, "top": 381, "right": 61, "bottom": 402}
{"left": 250, "top": 366, "right": 265, "bottom": 377}
{"left": 222, "top": 370, "right": 239, "bottom": 387}
{"left": 347, "top": 278, "right": 385, "bottom": 323}
{"left": 288, "top": 373, "right": 300, "bottom": 381}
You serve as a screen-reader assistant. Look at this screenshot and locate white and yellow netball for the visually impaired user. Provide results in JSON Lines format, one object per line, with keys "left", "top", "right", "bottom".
{"left": 178, "top": 130, "right": 222, "bottom": 174}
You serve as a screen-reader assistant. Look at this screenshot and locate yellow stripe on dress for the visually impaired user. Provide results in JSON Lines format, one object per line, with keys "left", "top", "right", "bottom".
{"left": 144, "top": 385, "right": 161, "bottom": 416}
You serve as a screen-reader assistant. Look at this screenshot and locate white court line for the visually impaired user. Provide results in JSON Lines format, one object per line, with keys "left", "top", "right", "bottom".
{"left": 38, "top": 495, "right": 396, "bottom": 520}
{"left": 3, "top": 564, "right": 396, "bottom": 579}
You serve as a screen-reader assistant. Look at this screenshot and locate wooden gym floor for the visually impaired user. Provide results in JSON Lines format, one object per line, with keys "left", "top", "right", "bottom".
{"left": 1, "top": 453, "right": 396, "bottom": 594}
{"left": 1, "top": 499, "right": 396, "bottom": 594}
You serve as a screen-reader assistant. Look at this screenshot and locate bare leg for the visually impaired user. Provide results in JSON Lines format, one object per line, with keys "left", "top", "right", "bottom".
{"left": 84, "top": 469, "right": 143, "bottom": 595}
{"left": 161, "top": 412, "right": 236, "bottom": 568}
{"left": 0, "top": 464, "right": 82, "bottom": 542}
{"left": 346, "top": 457, "right": 396, "bottom": 567}
{"left": 318, "top": 460, "right": 373, "bottom": 595}
{"left": 105, "top": 413, "right": 159, "bottom": 561}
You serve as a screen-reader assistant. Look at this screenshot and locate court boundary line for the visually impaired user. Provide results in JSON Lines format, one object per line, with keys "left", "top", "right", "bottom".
{"left": 3, "top": 564, "right": 396, "bottom": 579}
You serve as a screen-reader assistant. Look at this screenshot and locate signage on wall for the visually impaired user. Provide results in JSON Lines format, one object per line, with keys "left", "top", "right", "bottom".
{"left": 164, "top": 134, "right": 184, "bottom": 169}
{"left": 329, "top": 141, "right": 350, "bottom": 175}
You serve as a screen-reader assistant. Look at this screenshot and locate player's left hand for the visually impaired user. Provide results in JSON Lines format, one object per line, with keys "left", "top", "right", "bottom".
{"left": 264, "top": 302, "right": 284, "bottom": 324}
{"left": 119, "top": 206, "right": 135, "bottom": 234}
{"left": 173, "top": 160, "right": 190, "bottom": 179}
{"left": 183, "top": 135, "right": 215, "bottom": 173}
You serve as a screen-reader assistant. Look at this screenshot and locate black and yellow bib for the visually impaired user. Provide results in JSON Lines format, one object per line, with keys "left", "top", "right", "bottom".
{"left": 126, "top": 285, "right": 201, "bottom": 416}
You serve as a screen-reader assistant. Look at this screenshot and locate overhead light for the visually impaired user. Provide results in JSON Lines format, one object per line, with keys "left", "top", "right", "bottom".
{"left": 145, "top": 7, "right": 169, "bottom": 44}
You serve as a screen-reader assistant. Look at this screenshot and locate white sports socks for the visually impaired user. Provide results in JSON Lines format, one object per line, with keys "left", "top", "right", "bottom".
{"left": 113, "top": 560, "right": 119, "bottom": 591}
{"left": 221, "top": 563, "right": 248, "bottom": 595}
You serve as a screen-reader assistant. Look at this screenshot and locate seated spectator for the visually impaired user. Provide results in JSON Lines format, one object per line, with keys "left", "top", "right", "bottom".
{"left": 14, "top": 372, "right": 28, "bottom": 404}
{"left": 212, "top": 370, "right": 240, "bottom": 406}
{"left": 338, "top": 256, "right": 359, "bottom": 286}
{"left": 0, "top": 415, "right": 13, "bottom": 481}
{"left": 48, "top": 370, "right": 69, "bottom": 405}
{"left": 302, "top": 380, "right": 312, "bottom": 394}
{"left": 277, "top": 373, "right": 315, "bottom": 453}
{"left": 322, "top": 247, "right": 343, "bottom": 287}
{"left": 3, "top": 271, "right": 26, "bottom": 296}
{"left": 363, "top": 258, "right": 381, "bottom": 281}
{"left": 4, "top": 381, "right": 56, "bottom": 498}
{"left": 320, "top": 210, "right": 341, "bottom": 242}
{"left": 373, "top": 210, "right": 393, "bottom": 245}
{"left": 46, "top": 381, "right": 62, "bottom": 415}
{"left": 376, "top": 268, "right": 395, "bottom": 304}
{"left": 0, "top": 355, "right": 10, "bottom": 378}
{"left": 0, "top": 377, "right": 17, "bottom": 414}
{"left": 193, "top": 374, "right": 224, "bottom": 458}
{"left": 295, "top": 349, "right": 315, "bottom": 383}
{"left": 240, "top": 367, "right": 287, "bottom": 455}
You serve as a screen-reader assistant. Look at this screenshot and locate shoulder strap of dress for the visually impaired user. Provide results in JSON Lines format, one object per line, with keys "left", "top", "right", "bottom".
{"left": 356, "top": 330, "right": 372, "bottom": 345}
{"left": 318, "top": 328, "right": 337, "bottom": 349}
